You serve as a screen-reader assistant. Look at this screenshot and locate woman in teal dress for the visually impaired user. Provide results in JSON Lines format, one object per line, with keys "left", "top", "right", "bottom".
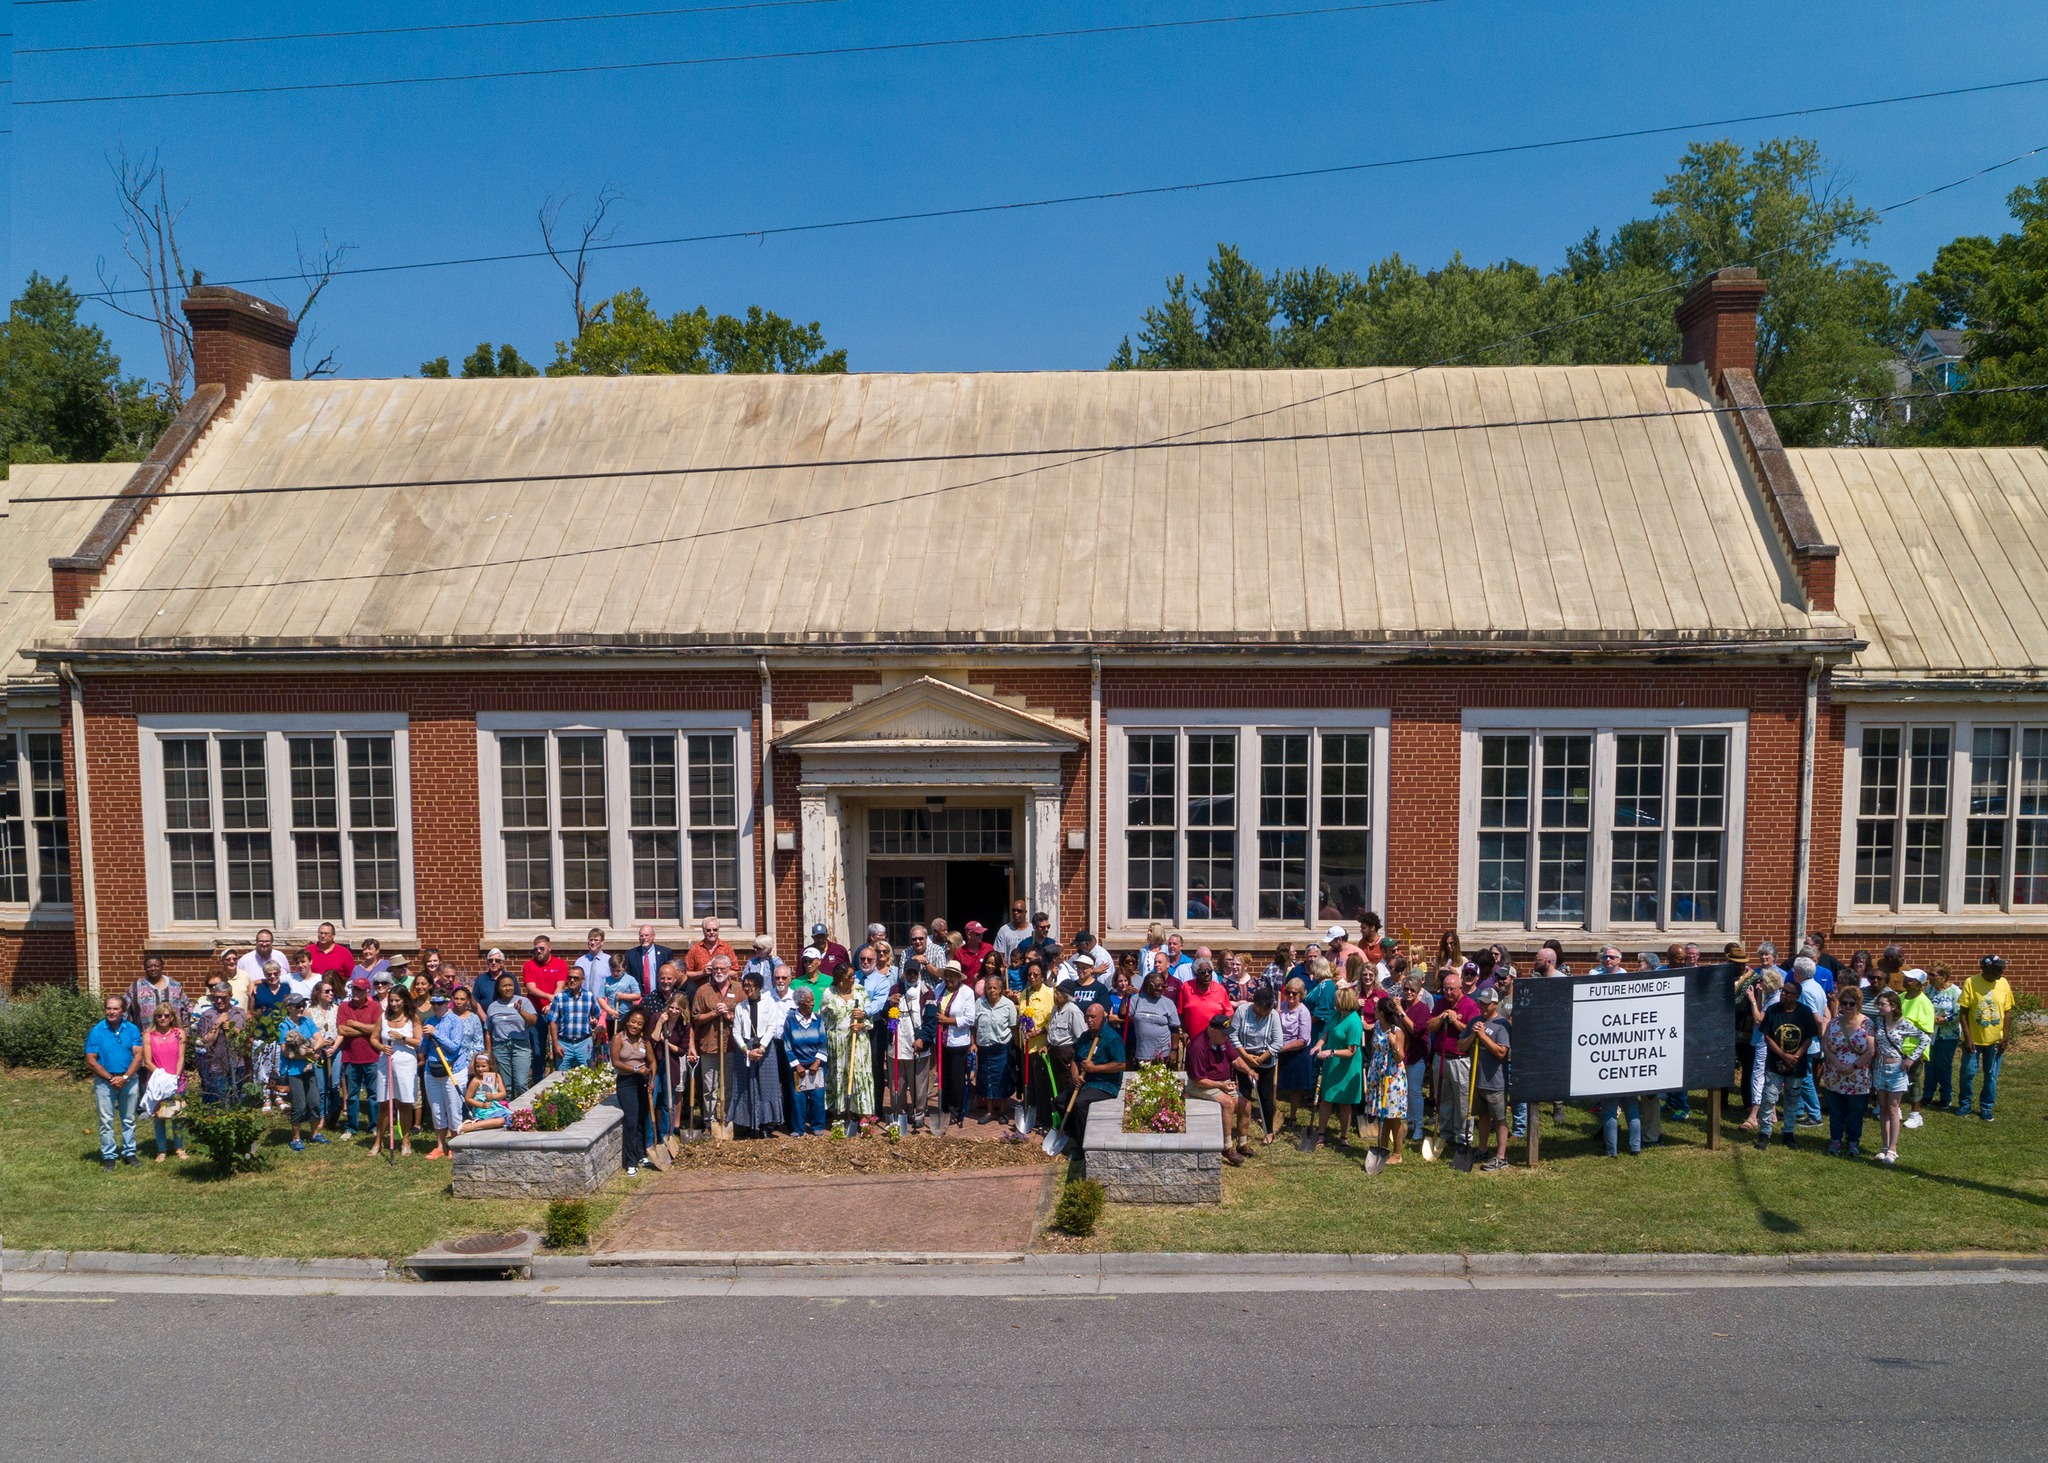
{"left": 1301, "top": 985, "right": 1364, "bottom": 1151}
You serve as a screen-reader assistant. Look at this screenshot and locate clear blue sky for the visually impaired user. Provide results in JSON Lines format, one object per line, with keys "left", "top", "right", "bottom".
{"left": 11, "top": 0, "right": 2048, "bottom": 382}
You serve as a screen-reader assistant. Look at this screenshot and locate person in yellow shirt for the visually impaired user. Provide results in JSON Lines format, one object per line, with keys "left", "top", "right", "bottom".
{"left": 1956, "top": 955, "right": 2015, "bottom": 1122}
{"left": 1013, "top": 963, "right": 1057, "bottom": 1131}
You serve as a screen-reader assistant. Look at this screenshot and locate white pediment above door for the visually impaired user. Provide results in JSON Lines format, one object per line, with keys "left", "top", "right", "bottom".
{"left": 777, "top": 676, "right": 1081, "bottom": 753}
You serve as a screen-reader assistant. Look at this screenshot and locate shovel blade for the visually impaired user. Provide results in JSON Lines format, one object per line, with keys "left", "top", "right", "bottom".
{"left": 1362, "top": 1147, "right": 1387, "bottom": 1176}
{"left": 1013, "top": 1100, "right": 1032, "bottom": 1135}
{"left": 1451, "top": 1144, "right": 1475, "bottom": 1173}
{"left": 1042, "top": 1126, "right": 1070, "bottom": 1157}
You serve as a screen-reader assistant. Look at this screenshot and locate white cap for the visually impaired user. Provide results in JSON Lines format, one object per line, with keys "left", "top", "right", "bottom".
{"left": 801, "top": 946, "right": 823, "bottom": 962}
{"left": 1326, "top": 925, "right": 1348, "bottom": 942}
{"left": 1072, "top": 952, "right": 1097, "bottom": 969}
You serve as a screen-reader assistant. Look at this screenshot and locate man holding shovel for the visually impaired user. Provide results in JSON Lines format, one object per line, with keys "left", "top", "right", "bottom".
{"left": 690, "top": 956, "right": 739, "bottom": 1138}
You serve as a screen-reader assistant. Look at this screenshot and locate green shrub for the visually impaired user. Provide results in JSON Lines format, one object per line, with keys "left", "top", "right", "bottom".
{"left": 1051, "top": 1178, "right": 1105, "bottom": 1237}
{"left": 0, "top": 986, "right": 101, "bottom": 1077}
{"left": 183, "top": 1105, "right": 272, "bottom": 1176}
{"left": 1122, "top": 1061, "right": 1186, "bottom": 1134}
{"left": 532, "top": 1089, "right": 583, "bottom": 1132}
{"left": 544, "top": 1199, "right": 591, "bottom": 1249}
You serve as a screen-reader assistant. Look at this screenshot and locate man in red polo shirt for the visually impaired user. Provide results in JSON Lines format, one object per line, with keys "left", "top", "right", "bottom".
{"left": 305, "top": 920, "right": 354, "bottom": 994}
{"left": 521, "top": 935, "right": 570, "bottom": 1076}
{"left": 956, "top": 921, "right": 992, "bottom": 982}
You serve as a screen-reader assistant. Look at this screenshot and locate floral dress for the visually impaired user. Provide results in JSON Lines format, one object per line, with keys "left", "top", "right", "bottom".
{"left": 1364, "top": 1022, "right": 1407, "bottom": 1119}
{"left": 1819, "top": 1017, "right": 1874, "bottom": 1096}
{"left": 820, "top": 985, "right": 875, "bottom": 1118}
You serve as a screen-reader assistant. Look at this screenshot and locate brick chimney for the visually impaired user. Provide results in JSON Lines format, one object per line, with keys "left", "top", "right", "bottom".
{"left": 49, "top": 286, "right": 298, "bottom": 620}
{"left": 1673, "top": 266, "right": 1839, "bottom": 613}
{"left": 183, "top": 284, "right": 297, "bottom": 406}
{"left": 1675, "top": 266, "right": 1767, "bottom": 391}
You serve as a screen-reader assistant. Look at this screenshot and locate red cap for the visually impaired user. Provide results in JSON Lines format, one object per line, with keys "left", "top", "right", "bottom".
{"left": 964, "top": 921, "right": 987, "bottom": 935}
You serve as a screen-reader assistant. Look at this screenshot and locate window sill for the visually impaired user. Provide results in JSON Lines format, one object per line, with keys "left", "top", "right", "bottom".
{"left": 480, "top": 928, "right": 760, "bottom": 957}
{"left": 0, "top": 906, "right": 74, "bottom": 933}
{"left": 146, "top": 928, "right": 420, "bottom": 955}
{"left": 1831, "top": 915, "right": 2048, "bottom": 939}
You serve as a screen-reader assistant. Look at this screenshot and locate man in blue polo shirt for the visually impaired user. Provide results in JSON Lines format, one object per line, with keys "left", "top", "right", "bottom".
{"left": 84, "top": 995, "right": 144, "bottom": 1170}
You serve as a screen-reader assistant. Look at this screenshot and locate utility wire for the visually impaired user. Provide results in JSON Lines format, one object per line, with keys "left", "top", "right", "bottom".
{"left": 19, "top": 383, "right": 2045, "bottom": 511}
{"left": 72, "top": 75, "right": 2048, "bottom": 305}
{"left": 18, "top": 0, "right": 848, "bottom": 55}
{"left": 21, "top": 0, "right": 1450, "bottom": 104}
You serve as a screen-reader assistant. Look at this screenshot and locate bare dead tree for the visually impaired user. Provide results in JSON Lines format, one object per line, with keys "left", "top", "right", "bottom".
{"left": 538, "top": 185, "right": 625, "bottom": 340}
{"left": 293, "top": 231, "right": 353, "bottom": 379}
{"left": 98, "top": 147, "right": 193, "bottom": 406}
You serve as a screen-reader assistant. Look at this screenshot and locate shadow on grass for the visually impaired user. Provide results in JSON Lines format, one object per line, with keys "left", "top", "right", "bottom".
{"left": 1728, "top": 1147, "right": 1804, "bottom": 1235}
{"left": 1889, "top": 1162, "right": 2048, "bottom": 1209}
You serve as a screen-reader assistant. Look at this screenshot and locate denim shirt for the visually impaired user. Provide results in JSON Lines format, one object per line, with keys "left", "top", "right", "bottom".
{"left": 862, "top": 963, "right": 899, "bottom": 1020}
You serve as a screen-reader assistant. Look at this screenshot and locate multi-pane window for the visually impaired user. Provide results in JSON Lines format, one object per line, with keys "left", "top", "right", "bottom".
{"left": 1476, "top": 726, "right": 1732, "bottom": 931}
{"left": 869, "top": 807, "right": 1013, "bottom": 856}
{"left": 152, "top": 727, "right": 408, "bottom": 931}
{"left": 492, "top": 727, "right": 746, "bottom": 928}
{"left": 1855, "top": 720, "right": 2048, "bottom": 913}
{"left": 0, "top": 732, "right": 70, "bottom": 908}
{"left": 1122, "top": 722, "right": 1381, "bottom": 929}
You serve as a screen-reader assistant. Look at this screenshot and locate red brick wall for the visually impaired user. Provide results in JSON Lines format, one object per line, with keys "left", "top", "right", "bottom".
{"left": 0, "top": 927, "right": 80, "bottom": 992}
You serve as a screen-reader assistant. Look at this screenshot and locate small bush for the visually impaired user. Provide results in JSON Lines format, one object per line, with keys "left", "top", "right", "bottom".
{"left": 532, "top": 1090, "right": 583, "bottom": 1132}
{"left": 183, "top": 1105, "right": 272, "bottom": 1176}
{"left": 544, "top": 1199, "right": 590, "bottom": 1249}
{"left": 0, "top": 986, "right": 101, "bottom": 1077}
{"left": 1051, "top": 1178, "right": 1105, "bottom": 1237}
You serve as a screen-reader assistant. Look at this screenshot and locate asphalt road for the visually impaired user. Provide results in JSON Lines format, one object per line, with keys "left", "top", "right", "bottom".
{"left": 4, "top": 1281, "right": 2040, "bottom": 1462}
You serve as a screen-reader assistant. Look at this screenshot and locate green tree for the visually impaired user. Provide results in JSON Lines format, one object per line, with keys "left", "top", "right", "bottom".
{"left": 1111, "top": 138, "right": 1902, "bottom": 445}
{"left": 420, "top": 342, "right": 540, "bottom": 378}
{"left": 0, "top": 272, "right": 173, "bottom": 469}
{"left": 1895, "top": 178, "right": 2048, "bottom": 446}
{"left": 547, "top": 289, "right": 847, "bottom": 376}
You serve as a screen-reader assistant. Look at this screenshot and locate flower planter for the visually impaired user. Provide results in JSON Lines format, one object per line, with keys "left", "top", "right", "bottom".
{"left": 1081, "top": 1092, "right": 1226, "bottom": 1204}
{"left": 449, "top": 1070, "right": 623, "bottom": 1200}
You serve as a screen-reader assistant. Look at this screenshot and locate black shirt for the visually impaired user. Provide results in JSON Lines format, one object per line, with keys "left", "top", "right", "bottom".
{"left": 1762, "top": 1001, "right": 1818, "bottom": 1076}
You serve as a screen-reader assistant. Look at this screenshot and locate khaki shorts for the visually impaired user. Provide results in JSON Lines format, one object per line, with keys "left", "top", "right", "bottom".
{"left": 1477, "top": 1089, "right": 1508, "bottom": 1122}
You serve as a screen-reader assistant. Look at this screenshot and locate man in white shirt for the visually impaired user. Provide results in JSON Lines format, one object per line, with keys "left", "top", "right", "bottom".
{"left": 992, "top": 901, "right": 1032, "bottom": 961}
{"left": 234, "top": 928, "right": 290, "bottom": 1003}
{"left": 1074, "top": 929, "right": 1113, "bottom": 975}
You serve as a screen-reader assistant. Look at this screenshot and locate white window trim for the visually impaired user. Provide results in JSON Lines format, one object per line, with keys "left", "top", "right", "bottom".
{"left": 1106, "top": 709, "right": 1390, "bottom": 938}
{"left": 0, "top": 713, "right": 70, "bottom": 922}
{"left": 1838, "top": 702, "right": 2048, "bottom": 925}
{"left": 476, "top": 711, "right": 755, "bottom": 938}
{"left": 137, "top": 713, "right": 415, "bottom": 941}
{"left": 1458, "top": 709, "right": 1748, "bottom": 939}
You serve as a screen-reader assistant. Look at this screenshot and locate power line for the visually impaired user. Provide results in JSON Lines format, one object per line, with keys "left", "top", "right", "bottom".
{"left": 72, "top": 75, "right": 2048, "bottom": 306}
{"left": 17, "top": 0, "right": 847, "bottom": 55}
{"left": 21, "top": 0, "right": 1450, "bottom": 105}
{"left": 20, "top": 384, "right": 2045, "bottom": 512}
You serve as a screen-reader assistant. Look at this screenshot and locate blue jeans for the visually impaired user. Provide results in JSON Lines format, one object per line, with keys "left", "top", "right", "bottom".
{"left": 1404, "top": 1059, "right": 1426, "bottom": 1136}
{"left": 1597, "top": 1095, "right": 1640, "bottom": 1156}
{"left": 977, "top": 1044, "right": 1011, "bottom": 1103}
{"left": 1823, "top": 1088, "right": 1868, "bottom": 1148}
{"left": 1759, "top": 1070, "right": 1804, "bottom": 1137}
{"left": 152, "top": 1114, "right": 184, "bottom": 1154}
{"left": 1957, "top": 1046, "right": 2003, "bottom": 1118}
{"left": 496, "top": 1039, "right": 535, "bottom": 1096}
{"left": 342, "top": 1061, "right": 380, "bottom": 1132}
{"left": 1921, "top": 1036, "right": 1957, "bottom": 1106}
{"left": 556, "top": 1036, "right": 593, "bottom": 1071}
{"left": 1793, "top": 1069, "right": 1822, "bottom": 1126}
{"left": 94, "top": 1076, "right": 139, "bottom": 1160}
{"left": 790, "top": 1087, "right": 827, "bottom": 1136}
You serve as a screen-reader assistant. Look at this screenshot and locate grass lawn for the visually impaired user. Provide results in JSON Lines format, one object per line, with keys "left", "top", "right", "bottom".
{"left": 0, "top": 1069, "right": 634, "bottom": 1262}
{"left": 1090, "top": 1046, "right": 2048, "bottom": 1255}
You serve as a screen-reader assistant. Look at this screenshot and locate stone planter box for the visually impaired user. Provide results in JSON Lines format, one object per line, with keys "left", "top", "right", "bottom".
{"left": 1081, "top": 1093, "right": 1225, "bottom": 1204}
{"left": 449, "top": 1071, "right": 622, "bottom": 1200}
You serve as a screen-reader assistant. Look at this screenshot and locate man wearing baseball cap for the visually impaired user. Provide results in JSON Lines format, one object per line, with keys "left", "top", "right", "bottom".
{"left": 278, "top": 991, "right": 327, "bottom": 1151}
{"left": 808, "top": 922, "right": 851, "bottom": 978}
{"left": 1899, "top": 968, "right": 1936, "bottom": 1130}
{"left": 957, "top": 921, "right": 993, "bottom": 982}
{"left": 1957, "top": 955, "right": 2015, "bottom": 1121}
{"left": 336, "top": 975, "right": 384, "bottom": 1140}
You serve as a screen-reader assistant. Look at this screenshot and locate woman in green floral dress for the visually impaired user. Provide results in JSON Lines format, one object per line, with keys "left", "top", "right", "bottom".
{"left": 820, "top": 967, "right": 875, "bottom": 1127}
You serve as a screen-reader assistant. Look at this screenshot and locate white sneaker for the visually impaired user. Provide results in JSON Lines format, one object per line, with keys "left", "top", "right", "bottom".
{"left": 1904, "top": 1112, "right": 1923, "bottom": 1129}
{"left": 1880, "top": 1149, "right": 1896, "bottom": 1165}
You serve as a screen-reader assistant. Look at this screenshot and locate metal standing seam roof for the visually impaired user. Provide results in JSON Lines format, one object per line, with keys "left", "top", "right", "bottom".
{"left": 1793, "top": 445, "right": 2048, "bottom": 682}
{"left": 46, "top": 365, "right": 1830, "bottom": 655}
{"left": 0, "top": 463, "right": 137, "bottom": 690}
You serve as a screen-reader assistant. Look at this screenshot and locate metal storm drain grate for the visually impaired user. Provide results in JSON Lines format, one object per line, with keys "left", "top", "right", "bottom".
{"left": 443, "top": 1232, "right": 528, "bottom": 1255}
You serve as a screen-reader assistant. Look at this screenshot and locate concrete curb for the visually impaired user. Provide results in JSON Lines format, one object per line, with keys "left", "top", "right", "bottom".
{"left": 8, "top": 1244, "right": 2045, "bottom": 1282}
{"left": 2, "top": 1247, "right": 387, "bottom": 1280}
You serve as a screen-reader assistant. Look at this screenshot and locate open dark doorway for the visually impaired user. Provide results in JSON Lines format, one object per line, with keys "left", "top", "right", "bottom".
{"left": 945, "top": 860, "right": 1012, "bottom": 936}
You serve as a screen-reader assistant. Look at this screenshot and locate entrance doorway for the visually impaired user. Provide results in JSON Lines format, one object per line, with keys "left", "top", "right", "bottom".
{"left": 862, "top": 804, "right": 1016, "bottom": 945}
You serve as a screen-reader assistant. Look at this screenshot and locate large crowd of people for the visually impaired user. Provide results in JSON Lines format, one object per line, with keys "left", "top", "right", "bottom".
{"left": 79, "top": 906, "right": 2020, "bottom": 1179}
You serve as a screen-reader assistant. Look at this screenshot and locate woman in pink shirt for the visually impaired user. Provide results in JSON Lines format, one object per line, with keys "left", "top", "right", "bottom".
{"left": 140, "top": 1004, "right": 188, "bottom": 1161}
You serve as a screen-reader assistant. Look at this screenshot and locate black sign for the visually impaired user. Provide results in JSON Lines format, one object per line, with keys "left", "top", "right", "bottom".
{"left": 1508, "top": 963, "right": 1738, "bottom": 1103}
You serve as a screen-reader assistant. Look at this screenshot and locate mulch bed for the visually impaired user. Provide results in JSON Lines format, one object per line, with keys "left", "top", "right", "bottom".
{"left": 655, "top": 1132, "right": 1057, "bottom": 1177}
